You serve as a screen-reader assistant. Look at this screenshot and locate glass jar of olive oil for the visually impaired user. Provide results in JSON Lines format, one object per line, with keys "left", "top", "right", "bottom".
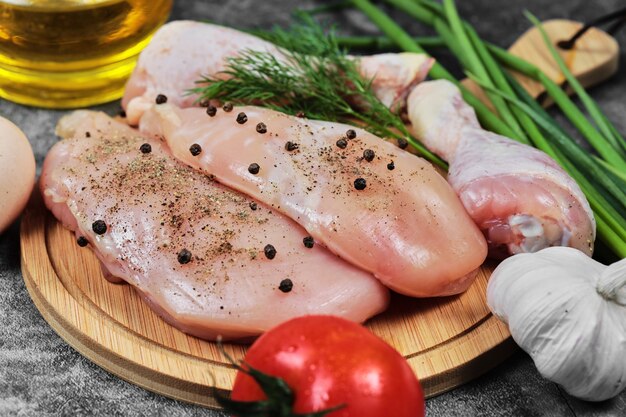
{"left": 0, "top": 0, "right": 172, "bottom": 108}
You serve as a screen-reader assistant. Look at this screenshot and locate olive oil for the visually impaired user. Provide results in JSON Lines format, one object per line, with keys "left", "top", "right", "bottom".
{"left": 0, "top": 0, "right": 172, "bottom": 108}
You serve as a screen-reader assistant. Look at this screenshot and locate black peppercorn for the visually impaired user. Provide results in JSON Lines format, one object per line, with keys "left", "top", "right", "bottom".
{"left": 397, "top": 138, "right": 408, "bottom": 149}
{"left": 236, "top": 112, "right": 248, "bottom": 124}
{"left": 223, "top": 103, "right": 233, "bottom": 112}
{"left": 354, "top": 178, "right": 367, "bottom": 190}
{"left": 77, "top": 236, "right": 89, "bottom": 247}
{"left": 155, "top": 94, "right": 167, "bottom": 104}
{"left": 278, "top": 278, "right": 293, "bottom": 293}
{"left": 206, "top": 105, "right": 217, "bottom": 117}
{"left": 85, "top": 131, "right": 91, "bottom": 138}
{"left": 139, "top": 143, "right": 152, "bottom": 154}
{"left": 387, "top": 161, "right": 395, "bottom": 170}
{"left": 285, "top": 141, "right": 299, "bottom": 151}
{"left": 303, "top": 236, "right": 314, "bottom": 248}
{"left": 248, "top": 163, "right": 260, "bottom": 175}
{"left": 336, "top": 138, "right": 347, "bottom": 149}
{"left": 346, "top": 129, "right": 357, "bottom": 139}
{"left": 177, "top": 249, "right": 192, "bottom": 264}
{"left": 249, "top": 202, "right": 258, "bottom": 211}
{"left": 264, "top": 244, "right": 277, "bottom": 259}
{"left": 189, "top": 143, "right": 202, "bottom": 156}
{"left": 92, "top": 220, "right": 107, "bottom": 235}
{"left": 256, "top": 122, "right": 267, "bottom": 134}
{"left": 296, "top": 111, "right": 305, "bottom": 118}
{"left": 363, "top": 149, "right": 375, "bottom": 162}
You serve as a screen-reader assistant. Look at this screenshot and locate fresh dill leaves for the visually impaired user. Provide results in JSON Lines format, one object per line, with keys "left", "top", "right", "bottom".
{"left": 191, "top": 16, "right": 445, "bottom": 168}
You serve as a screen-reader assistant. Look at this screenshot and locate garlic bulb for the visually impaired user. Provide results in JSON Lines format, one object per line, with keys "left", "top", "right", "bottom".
{"left": 487, "top": 247, "right": 626, "bottom": 401}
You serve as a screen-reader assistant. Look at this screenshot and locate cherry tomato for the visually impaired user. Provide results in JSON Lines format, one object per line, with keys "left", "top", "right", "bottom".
{"left": 230, "top": 315, "right": 425, "bottom": 417}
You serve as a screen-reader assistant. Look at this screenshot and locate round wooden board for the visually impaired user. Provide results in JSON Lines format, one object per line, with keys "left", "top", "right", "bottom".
{"left": 20, "top": 191, "right": 514, "bottom": 408}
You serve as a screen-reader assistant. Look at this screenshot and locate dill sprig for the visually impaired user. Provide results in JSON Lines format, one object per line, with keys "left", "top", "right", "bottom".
{"left": 191, "top": 16, "right": 445, "bottom": 168}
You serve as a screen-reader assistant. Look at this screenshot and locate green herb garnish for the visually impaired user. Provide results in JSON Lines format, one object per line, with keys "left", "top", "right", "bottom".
{"left": 190, "top": 15, "right": 445, "bottom": 168}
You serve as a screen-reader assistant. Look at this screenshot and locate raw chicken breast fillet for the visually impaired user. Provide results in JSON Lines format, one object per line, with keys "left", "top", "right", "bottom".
{"left": 139, "top": 103, "right": 488, "bottom": 297}
{"left": 407, "top": 80, "right": 595, "bottom": 258}
{"left": 122, "top": 20, "right": 432, "bottom": 124}
{"left": 41, "top": 111, "right": 389, "bottom": 341}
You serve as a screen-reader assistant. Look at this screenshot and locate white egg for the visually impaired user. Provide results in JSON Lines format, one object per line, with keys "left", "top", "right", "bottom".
{"left": 0, "top": 116, "right": 36, "bottom": 234}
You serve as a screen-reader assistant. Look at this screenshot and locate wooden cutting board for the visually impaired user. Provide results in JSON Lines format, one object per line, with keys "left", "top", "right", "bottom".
{"left": 20, "top": 19, "right": 618, "bottom": 409}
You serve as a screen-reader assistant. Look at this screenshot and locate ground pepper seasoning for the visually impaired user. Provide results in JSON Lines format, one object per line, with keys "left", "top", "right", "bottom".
{"left": 236, "top": 112, "right": 248, "bottom": 124}
{"left": 140, "top": 143, "right": 152, "bottom": 154}
{"left": 248, "top": 163, "right": 260, "bottom": 175}
{"left": 354, "top": 178, "right": 367, "bottom": 190}
{"left": 92, "top": 220, "right": 107, "bottom": 235}
{"left": 189, "top": 143, "right": 202, "bottom": 156}
{"left": 264, "top": 244, "right": 277, "bottom": 259}
{"left": 285, "top": 141, "right": 299, "bottom": 151}
{"left": 177, "top": 249, "right": 192, "bottom": 264}
{"left": 278, "top": 278, "right": 293, "bottom": 293}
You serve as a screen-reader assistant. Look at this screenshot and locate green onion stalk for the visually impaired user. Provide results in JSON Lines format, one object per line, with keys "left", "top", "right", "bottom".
{"left": 387, "top": 0, "right": 626, "bottom": 169}
{"left": 336, "top": 35, "right": 445, "bottom": 50}
{"left": 349, "top": 0, "right": 520, "bottom": 141}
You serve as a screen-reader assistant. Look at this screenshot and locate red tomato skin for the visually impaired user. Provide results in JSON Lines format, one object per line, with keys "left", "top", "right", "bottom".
{"left": 231, "top": 315, "right": 425, "bottom": 417}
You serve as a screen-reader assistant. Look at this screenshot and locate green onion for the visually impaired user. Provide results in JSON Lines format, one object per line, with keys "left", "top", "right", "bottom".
{"left": 350, "top": 0, "right": 519, "bottom": 139}
{"left": 488, "top": 43, "right": 626, "bottom": 168}
{"left": 301, "top": 1, "right": 351, "bottom": 15}
{"left": 335, "top": 35, "right": 445, "bottom": 50}
{"left": 525, "top": 12, "right": 626, "bottom": 169}
{"left": 464, "top": 25, "right": 530, "bottom": 144}
{"left": 389, "top": 0, "right": 626, "bottom": 165}
{"left": 441, "top": 0, "right": 526, "bottom": 142}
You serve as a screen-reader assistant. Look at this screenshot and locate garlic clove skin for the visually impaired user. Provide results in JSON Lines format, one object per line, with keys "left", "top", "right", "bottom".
{"left": 487, "top": 247, "right": 626, "bottom": 401}
{"left": 597, "top": 260, "right": 626, "bottom": 306}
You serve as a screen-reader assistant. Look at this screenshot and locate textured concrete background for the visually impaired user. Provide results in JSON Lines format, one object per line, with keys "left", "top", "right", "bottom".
{"left": 1, "top": 0, "right": 626, "bottom": 415}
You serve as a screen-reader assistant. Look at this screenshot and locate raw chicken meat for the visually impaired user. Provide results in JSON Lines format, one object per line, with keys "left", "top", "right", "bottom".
{"left": 41, "top": 110, "right": 389, "bottom": 341}
{"left": 122, "top": 21, "right": 432, "bottom": 124}
{"left": 407, "top": 80, "right": 596, "bottom": 258}
{"left": 139, "top": 103, "right": 488, "bottom": 297}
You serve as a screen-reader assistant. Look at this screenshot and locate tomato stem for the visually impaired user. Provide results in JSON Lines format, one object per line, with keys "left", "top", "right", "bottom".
{"left": 214, "top": 341, "right": 345, "bottom": 417}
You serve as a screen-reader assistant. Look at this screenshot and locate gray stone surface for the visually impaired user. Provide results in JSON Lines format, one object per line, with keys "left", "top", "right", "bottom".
{"left": 1, "top": 0, "right": 626, "bottom": 415}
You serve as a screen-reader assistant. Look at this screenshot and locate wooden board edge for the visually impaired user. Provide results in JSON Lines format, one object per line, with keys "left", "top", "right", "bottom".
{"left": 414, "top": 318, "right": 516, "bottom": 398}
{"left": 22, "top": 260, "right": 226, "bottom": 408}
{"left": 24, "top": 254, "right": 514, "bottom": 405}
